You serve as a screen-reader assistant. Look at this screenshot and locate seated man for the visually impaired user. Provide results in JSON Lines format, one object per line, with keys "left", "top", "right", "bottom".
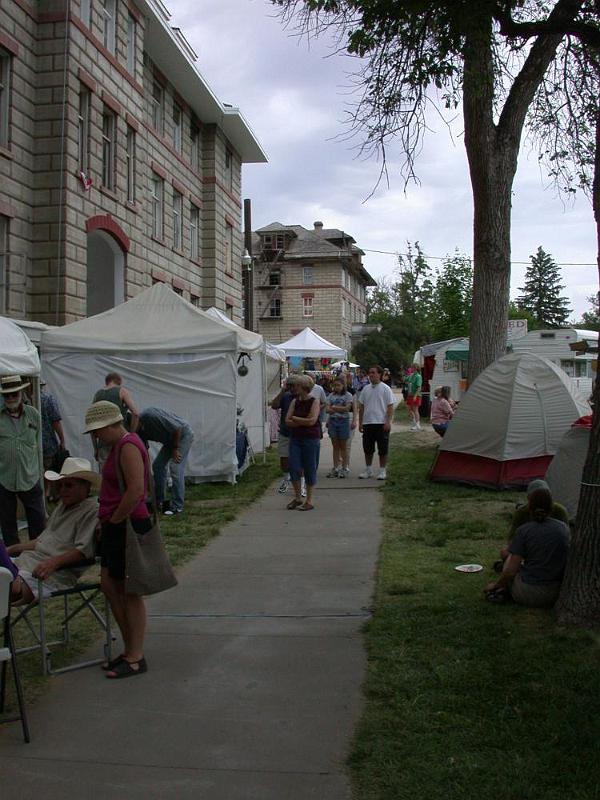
{"left": 486, "top": 487, "right": 570, "bottom": 608}
{"left": 8, "top": 457, "right": 100, "bottom": 605}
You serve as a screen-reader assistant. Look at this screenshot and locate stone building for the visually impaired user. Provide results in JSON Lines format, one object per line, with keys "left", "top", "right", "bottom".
{"left": 251, "top": 221, "right": 376, "bottom": 352}
{"left": 0, "top": 0, "right": 265, "bottom": 325}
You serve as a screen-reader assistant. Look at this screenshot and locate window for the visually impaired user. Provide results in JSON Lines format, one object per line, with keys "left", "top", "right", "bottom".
{"left": 226, "top": 303, "right": 234, "bottom": 320}
{"left": 172, "top": 285, "right": 183, "bottom": 296}
{"left": 125, "top": 125, "right": 136, "bottom": 203}
{"left": 341, "top": 297, "right": 345, "bottom": 319}
{"left": 151, "top": 80, "right": 163, "bottom": 134}
{"left": 78, "top": 88, "right": 90, "bottom": 174}
{"left": 190, "top": 204, "right": 200, "bottom": 261}
{"left": 102, "top": 0, "right": 116, "bottom": 53}
{"left": 101, "top": 108, "right": 116, "bottom": 190}
{"left": 80, "top": 0, "right": 91, "bottom": 26}
{"left": 263, "top": 233, "right": 285, "bottom": 250}
{"left": 190, "top": 294, "right": 200, "bottom": 307}
{"left": 303, "top": 266, "right": 313, "bottom": 285}
{"left": 0, "top": 49, "right": 11, "bottom": 148}
{"left": 269, "top": 297, "right": 281, "bottom": 318}
{"left": 269, "top": 271, "right": 281, "bottom": 286}
{"left": 224, "top": 147, "right": 232, "bottom": 189}
{"left": 303, "top": 296, "right": 314, "bottom": 317}
{"left": 190, "top": 122, "right": 200, "bottom": 171}
{"left": 127, "top": 14, "right": 137, "bottom": 76}
{"left": 172, "top": 190, "right": 183, "bottom": 251}
{"left": 560, "top": 359, "right": 575, "bottom": 377}
{"left": 575, "top": 360, "right": 589, "bottom": 378}
{"left": 224, "top": 223, "right": 233, "bottom": 274}
{"left": 172, "top": 103, "right": 182, "bottom": 153}
{"left": 0, "top": 215, "right": 7, "bottom": 313}
{"left": 151, "top": 174, "right": 164, "bottom": 239}
{"left": 540, "top": 332, "right": 556, "bottom": 339}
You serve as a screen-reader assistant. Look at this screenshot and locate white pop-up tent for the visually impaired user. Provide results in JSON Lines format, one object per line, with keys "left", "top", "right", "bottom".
{"left": 0, "top": 315, "right": 41, "bottom": 376}
{"left": 205, "top": 307, "right": 286, "bottom": 450}
{"left": 278, "top": 327, "right": 346, "bottom": 359}
{"left": 430, "top": 351, "right": 590, "bottom": 489}
{"left": 41, "top": 284, "right": 249, "bottom": 482}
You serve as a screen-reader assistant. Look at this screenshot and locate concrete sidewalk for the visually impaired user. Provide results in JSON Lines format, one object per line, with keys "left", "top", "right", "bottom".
{"left": 0, "top": 435, "right": 384, "bottom": 799}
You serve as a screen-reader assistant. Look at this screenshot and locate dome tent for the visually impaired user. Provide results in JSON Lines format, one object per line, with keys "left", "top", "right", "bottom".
{"left": 544, "top": 422, "right": 591, "bottom": 521}
{"left": 430, "top": 351, "right": 590, "bottom": 489}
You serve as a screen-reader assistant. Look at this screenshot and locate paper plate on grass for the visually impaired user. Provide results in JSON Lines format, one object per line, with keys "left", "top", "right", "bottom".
{"left": 454, "top": 564, "right": 483, "bottom": 573}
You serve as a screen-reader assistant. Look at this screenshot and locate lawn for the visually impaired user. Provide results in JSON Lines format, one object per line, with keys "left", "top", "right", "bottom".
{"left": 349, "top": 431, "right": 600, "bottom": 800}
{"left": 5, "top": 450, "right": 280, "bottom": 707}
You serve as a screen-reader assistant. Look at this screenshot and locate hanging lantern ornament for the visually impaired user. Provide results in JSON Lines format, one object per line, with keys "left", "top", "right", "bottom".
{"left": 237, "top": 352, "right": 251, "bottom": 376}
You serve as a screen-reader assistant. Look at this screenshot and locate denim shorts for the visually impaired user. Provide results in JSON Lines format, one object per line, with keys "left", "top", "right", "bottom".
{"left": 327, "top": 416, "right": 350, "bottom": 440}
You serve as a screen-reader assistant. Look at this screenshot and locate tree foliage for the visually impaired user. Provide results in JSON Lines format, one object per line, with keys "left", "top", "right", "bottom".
{"left": 572, "top": 293, "right": 600, "bottom": 330}
{"left": 516, "top": 246, "right": 572, "bottom": 326}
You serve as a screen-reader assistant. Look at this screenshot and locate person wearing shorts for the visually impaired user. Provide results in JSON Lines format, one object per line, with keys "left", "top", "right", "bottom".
{"left": 358, "top": 366, "right": 395, "bottom": 480}
{"left": 406, "top": 363, "right": 423, "bottom": 431}
{"left": 325, "top": 378, "right": 353, "bottom": 478}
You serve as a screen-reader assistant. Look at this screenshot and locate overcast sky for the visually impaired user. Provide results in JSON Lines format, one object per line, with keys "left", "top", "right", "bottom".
{"left": 170, "top": 0, "right": 597, "bottom": 319}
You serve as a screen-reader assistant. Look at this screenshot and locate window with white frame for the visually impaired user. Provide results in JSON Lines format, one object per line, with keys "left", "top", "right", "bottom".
{"left": 0, "top": 215, "right": 7, "bottom": 313}
{"left": 78, "top": 88, "right": 90, "bottom": 174}
{"left": 172, "top": 189, "right": 183, "bottom": 251}
{"left": 125, "top": 125, "right": 136, "bottom": 203}
{"left": 102, "top": 0, "right": 116, "bottom": 53}
{"left": 190, "top": 122, "right": 200, "bottom": 171}
{"left": 151, "top": 174, "right": 164, "bottom": 239}
{"left": 269, "top": 296, "right": 281, "bottom": 317}
{"left": 172, "top": 103, "right": 182, "bottom": 153}
{"left": 101, "top": 107, "right": 116, "bottom": 190}
{"left": 80, "top": 0, "right": 91, "bottom": 26}
{"left": 303, "top": 296, "right": 314, "bottom": 317}
{"left": 127, "top": 13, "right": 137, "bottom": 76}
{"left": 303, "top": 265, "right": 313, "bottom": 285}
{"left": 151, "top": 80, "right": 164, "bottom": 134}
{"left": 263, "top": 233, "right": 285, "bottom": 251}
{"left": 190, "top": 204, "right": 200, "bottom": 261}
{"left": 0, "top": 48, "right": 11, "bottom": 149}
{"left": 224, "top": 223, "right": 233, "bottom": 273}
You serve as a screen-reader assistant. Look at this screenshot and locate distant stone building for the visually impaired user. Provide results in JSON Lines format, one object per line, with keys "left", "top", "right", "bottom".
{"left": 251, "top": 221, "right": 376, "bottom": 352}
{"left": 0, "top": 0, "right": 265, "bottom": 325}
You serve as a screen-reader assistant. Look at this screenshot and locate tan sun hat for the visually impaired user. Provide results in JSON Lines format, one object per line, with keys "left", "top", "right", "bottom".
{"left": 44, "top": 456, "right": 101, "bottom": 488}
{"left": 0, "top": 375, "right": 30, "bottom": 394}
{"left": 83, "top": 400, "right": 123, "bottom": 433}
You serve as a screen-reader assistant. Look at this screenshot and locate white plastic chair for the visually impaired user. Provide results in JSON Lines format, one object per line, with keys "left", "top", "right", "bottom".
{"left": 0, "top": 566, "right": 30, "bottom": 742}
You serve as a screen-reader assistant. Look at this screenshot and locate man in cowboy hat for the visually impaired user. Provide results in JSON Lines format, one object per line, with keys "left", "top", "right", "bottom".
{"left": 0, "top": 374, "right": 46, "bottom": 547}
{"left": 8, "top": 457, "right": 100, "bottom": 604}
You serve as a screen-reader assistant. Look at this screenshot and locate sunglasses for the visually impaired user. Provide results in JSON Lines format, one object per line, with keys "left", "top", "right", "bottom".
{"left": 58, "top": 480, "right": 79, "bottom": 489}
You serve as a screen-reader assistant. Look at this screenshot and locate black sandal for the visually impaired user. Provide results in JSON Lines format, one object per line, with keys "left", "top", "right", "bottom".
{"left": 106, "top": 657, "right": 148, "bottom": 679}
{"left": 101, "top": 654, "right": 125, "bottom": 671}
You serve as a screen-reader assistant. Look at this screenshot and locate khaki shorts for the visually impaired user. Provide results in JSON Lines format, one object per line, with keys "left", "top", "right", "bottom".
{"left": 277, "top": 435, "right": 290, "bottom": 458}
{"left": 510, "top": 573, "right": 561, "bottom": 608}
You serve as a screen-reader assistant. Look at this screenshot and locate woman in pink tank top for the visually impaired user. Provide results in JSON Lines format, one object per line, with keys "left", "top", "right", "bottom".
{"left": 84, "top": 400, "right": 151, "bottom": 679}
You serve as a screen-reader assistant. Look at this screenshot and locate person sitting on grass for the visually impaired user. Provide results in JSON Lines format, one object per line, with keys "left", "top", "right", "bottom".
{"left": 494, "top": 479, "right": 569, "bottom": 570}
{"left": 485, "top": 487, "right": 570, "bottom": 608}
{"left": 8, "top": 457, "right": 100, "bottom": 605}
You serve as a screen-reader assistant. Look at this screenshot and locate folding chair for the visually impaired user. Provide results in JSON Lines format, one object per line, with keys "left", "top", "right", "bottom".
{"left": 11, "top": 560, "right": 113, "bottom": 677}
{"left": 0, "top": 566, "right": 30, "bottom": 743}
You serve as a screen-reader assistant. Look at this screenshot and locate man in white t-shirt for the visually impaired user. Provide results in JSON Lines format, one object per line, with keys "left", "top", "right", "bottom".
{"left": 358, "top": 365, "right": 395, "bottom": 480}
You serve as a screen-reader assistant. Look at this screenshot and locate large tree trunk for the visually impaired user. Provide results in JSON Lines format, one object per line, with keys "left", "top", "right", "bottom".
{"left": 556, "top": 94, "right": 600, "bottom": 627}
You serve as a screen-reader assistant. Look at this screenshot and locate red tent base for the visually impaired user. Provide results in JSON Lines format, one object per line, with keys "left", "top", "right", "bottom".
{"left": 430, "top": 451, "right": 553, "bottom": 490}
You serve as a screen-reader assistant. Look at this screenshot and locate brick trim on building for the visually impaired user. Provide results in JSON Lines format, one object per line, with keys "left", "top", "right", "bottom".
{"left": 85, "top": 215, "right": 130, "bottom": 252}
{"left": 0, "top": 32, "right": 19, "bottom": 56}
{"left": 102, "top": 91, "right": 122, "bottom": 116}
{"left": 78, "top": 68, "right": 97, "bottom": 93}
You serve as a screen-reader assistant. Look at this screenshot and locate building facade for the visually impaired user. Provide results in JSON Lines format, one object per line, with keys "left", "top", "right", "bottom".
{"left": 251, "top": 221, "right": 375, "bottom": 352}
{"left": 0, "top": 0, "right": 265, "bottom": 325}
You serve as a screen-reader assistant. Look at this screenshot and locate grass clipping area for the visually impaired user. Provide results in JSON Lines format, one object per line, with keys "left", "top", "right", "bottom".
{"left": 349, "top": 432, "right": 600, "bottom": 800}
{"left": 7, "top": 451, "right": 280, "bottom": 708}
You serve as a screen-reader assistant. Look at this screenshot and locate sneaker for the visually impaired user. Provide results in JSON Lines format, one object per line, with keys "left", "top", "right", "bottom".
{"left": 377, "top": 468, "right": 387, "bottom": 480}
{"left": 164, "top": 508, "right": 182, "bottom": 516}
{"left": 326, "top": 468, "right": 338, "bottom": 478}
{"left": 300, "top": 478, "right": 307, "bottom": 497}
{"left": 338, "top": 468, "right": 348, "bottom": 479}
{"left": 409, "top": 424, "right": 418, "bottom": 431}
{"left": 277, "top": 478, "right": 289, "bottom": 494}
{"left": 358, "top": 468, "right": 373, "bottom": 479}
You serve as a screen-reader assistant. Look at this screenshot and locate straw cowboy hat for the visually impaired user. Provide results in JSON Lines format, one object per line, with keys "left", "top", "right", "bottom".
{"left": 44, "top": 457, "right": 101, "bottom": 488}
{"left": 83, "top": 400, "right": 123, "bottom": 433}
{"left": 0, "top": 375, "right": 30, "bottom": 394}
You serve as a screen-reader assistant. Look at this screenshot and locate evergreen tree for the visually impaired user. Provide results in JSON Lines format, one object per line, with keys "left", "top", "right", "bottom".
{"left": 516, "top": 247, "right": 572, "bottom": 327}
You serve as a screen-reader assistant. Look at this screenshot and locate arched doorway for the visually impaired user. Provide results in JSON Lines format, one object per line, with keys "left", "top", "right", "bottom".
{"left": 85, "top": 216, "right": 129, "bottom": 317}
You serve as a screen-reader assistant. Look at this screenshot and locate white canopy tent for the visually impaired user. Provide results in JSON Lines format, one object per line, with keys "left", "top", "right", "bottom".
{"left": 0, "top": 315, "right": 41, "bottom": 376}
{"left": 41, "top": 284, "right": 256, "bottom": 483}
{"left": 278, "top": 327, "right": 346, "bottom": 359}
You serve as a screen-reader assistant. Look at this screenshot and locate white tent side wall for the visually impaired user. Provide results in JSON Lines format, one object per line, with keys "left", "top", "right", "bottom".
{"left": 42, "top": 349, "right": 239, "bottom": 482}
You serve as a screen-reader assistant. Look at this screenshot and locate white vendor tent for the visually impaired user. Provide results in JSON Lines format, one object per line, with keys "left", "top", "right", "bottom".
{"left": 0, "top": 315, "right": 41, "bottom": 376}
{"left": 430, "top": 351, "right": 590, "bottom": 489}
{"left": 545, "top": 422, "right": 591, "bottom": 521}
{"left": 41, "top": 284, "right": 254, "bottom": 483}
{"left": 278, "top": 327, "right": 346, "bottom": 359}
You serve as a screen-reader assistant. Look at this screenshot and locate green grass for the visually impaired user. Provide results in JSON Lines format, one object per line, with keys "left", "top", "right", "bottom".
{"left": 349, "top": 433, "right": 600, "bottom": 800}
{"left": 5, "top": 450, "right": 280, "bottom": 710}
